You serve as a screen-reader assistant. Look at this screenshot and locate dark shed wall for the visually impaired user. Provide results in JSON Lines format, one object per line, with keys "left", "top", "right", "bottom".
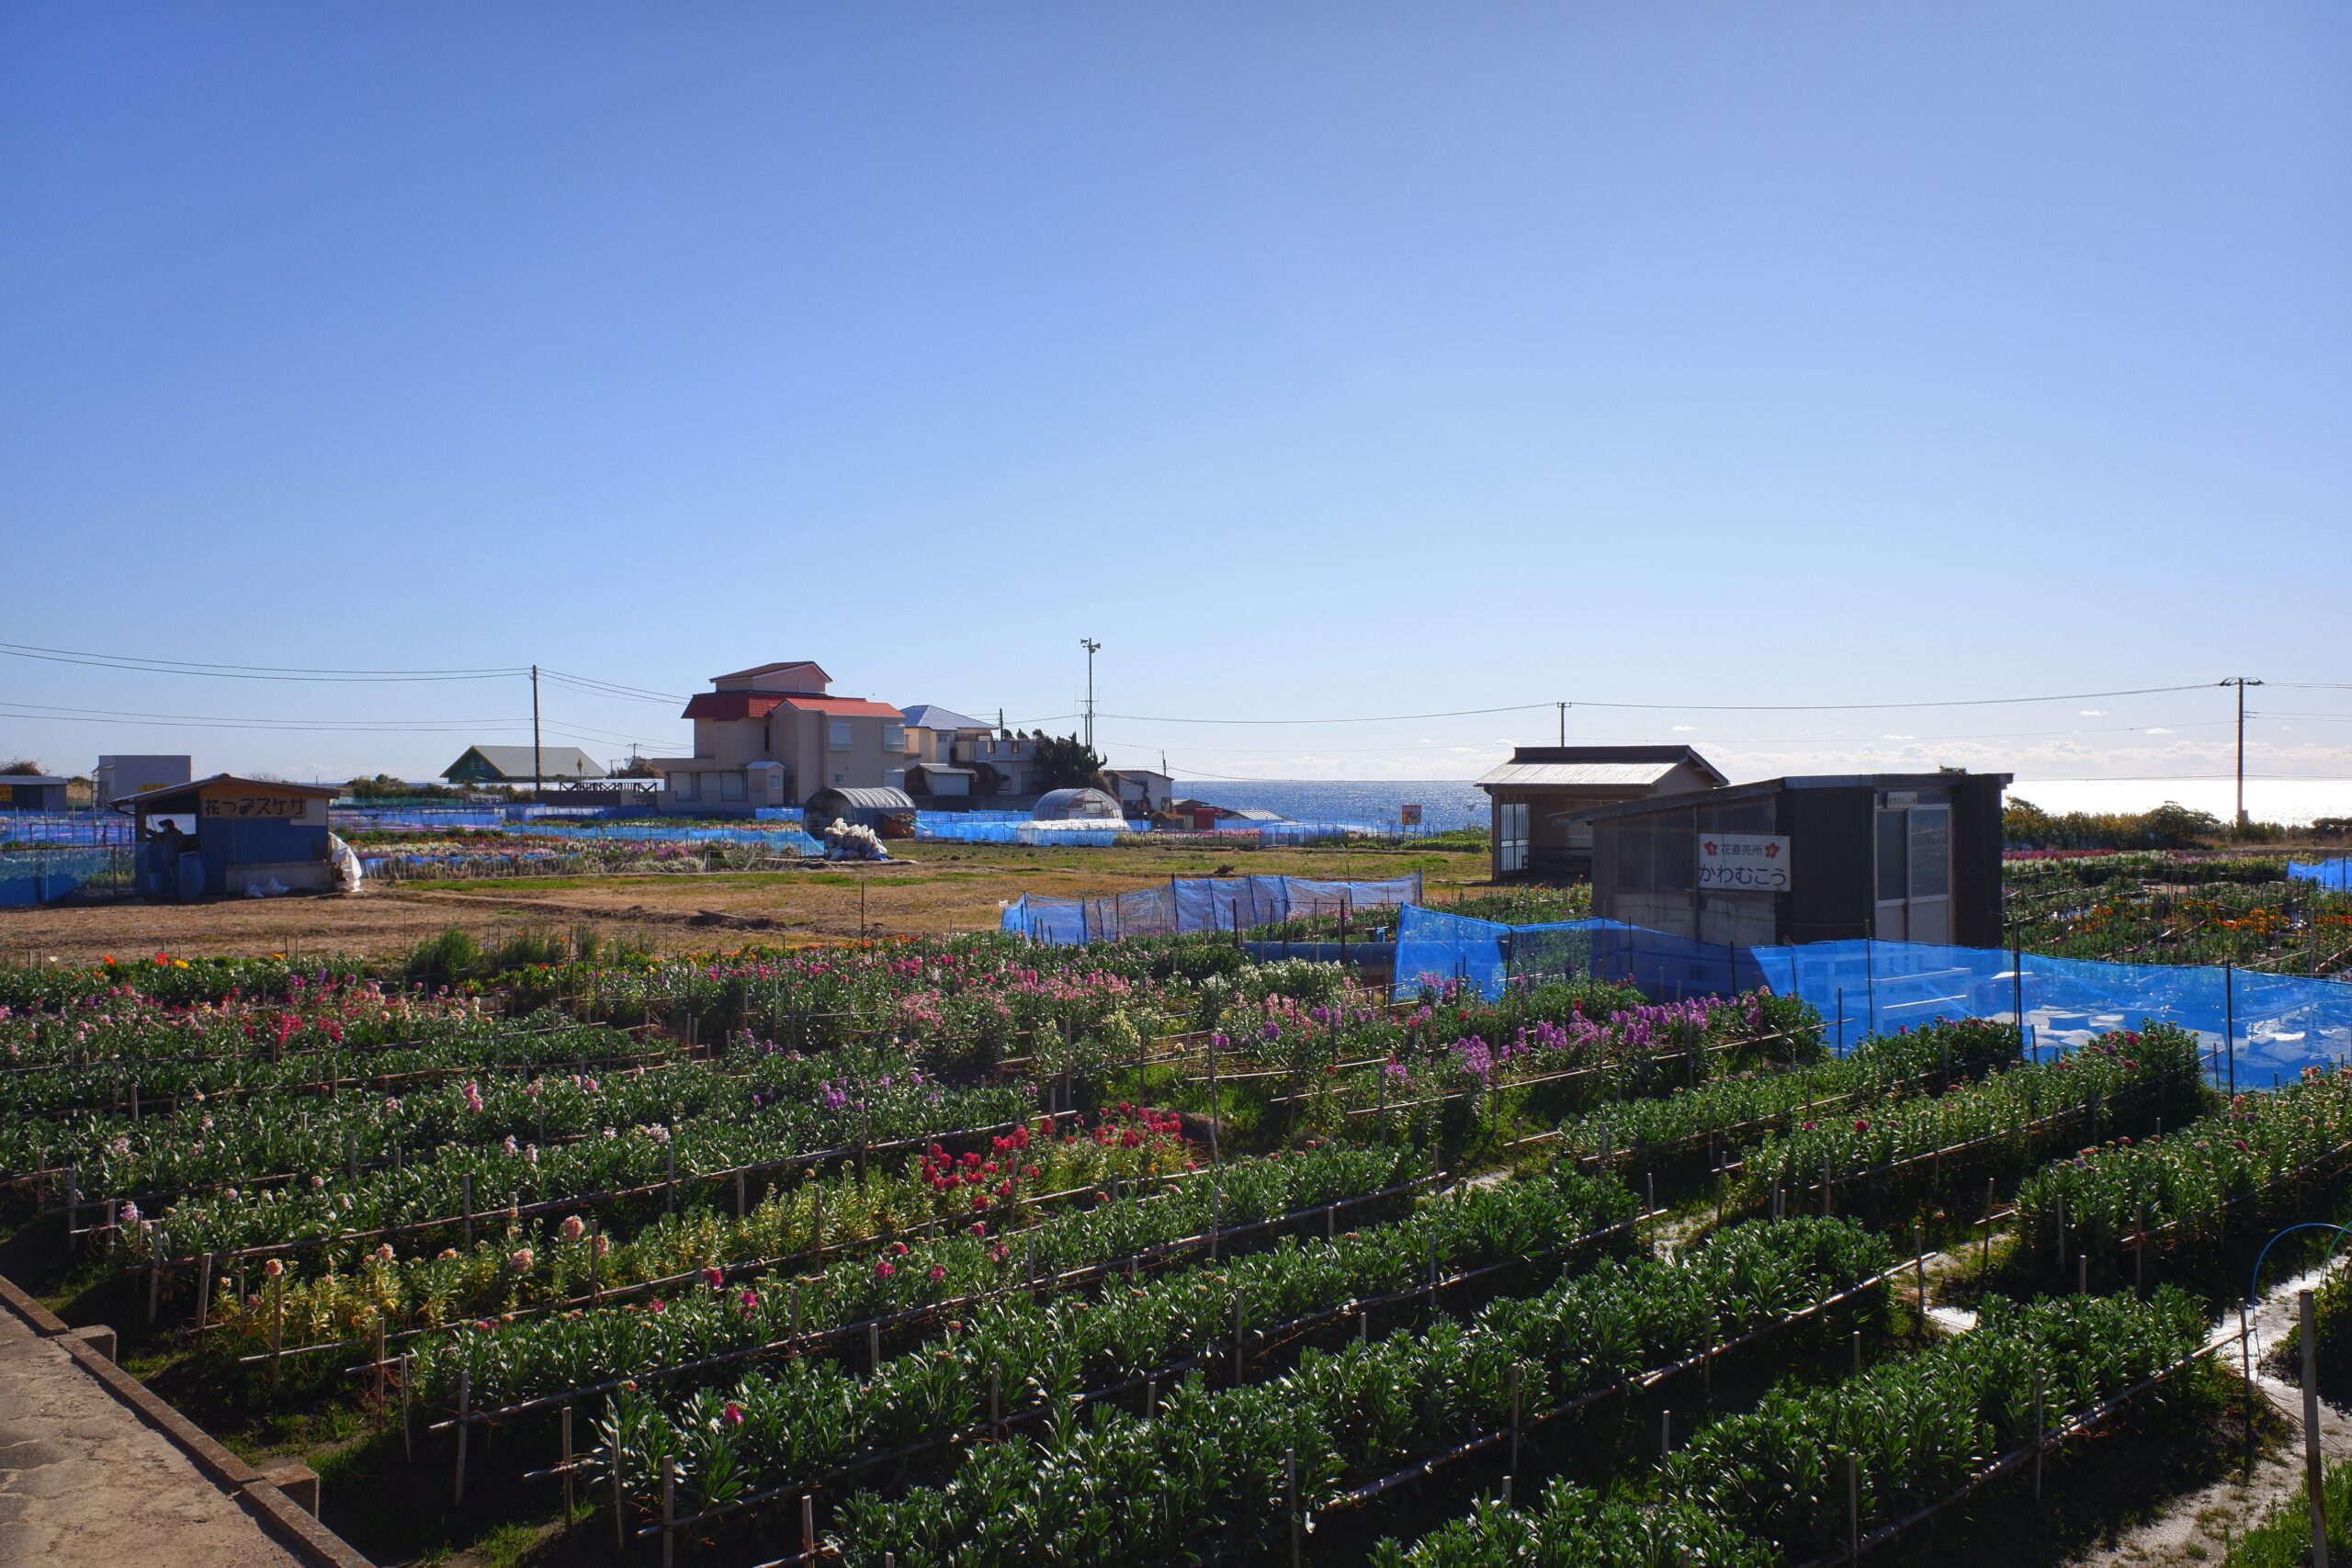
{"left": 1782, "top": 785, "right": 1872, "bottom": 942}
{"left": 1951, "top": 775, "right": 2007, "bottom": 947}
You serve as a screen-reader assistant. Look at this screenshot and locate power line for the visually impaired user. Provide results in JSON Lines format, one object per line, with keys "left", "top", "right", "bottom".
{"left": 1097, "top": 682, "right": 2221, "bottom": 726}
{"left": 0, "top": 640, "right": 525, "bottom": 682}
{"left": 537, "top": 668, "right": 689, "bottom": 705}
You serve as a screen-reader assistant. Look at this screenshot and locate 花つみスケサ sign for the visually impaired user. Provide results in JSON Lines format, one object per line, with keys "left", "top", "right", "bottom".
{"left": 199, "top": 794, "right": 324, "bottom": 825}
{"left": 1698, "top": 833, "right": 1791, "bottom": 891}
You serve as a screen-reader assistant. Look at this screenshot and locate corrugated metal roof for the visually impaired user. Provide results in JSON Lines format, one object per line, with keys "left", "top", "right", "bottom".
{"left": 1475, "top": 761, "right": 1689, "bottom": 788}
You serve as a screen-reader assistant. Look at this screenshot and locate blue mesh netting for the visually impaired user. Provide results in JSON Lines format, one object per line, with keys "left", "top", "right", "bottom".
{"left": 1391, "top": 907, "right": 1763, "bottom": 1003}
{"left": 915, "top": 813, "right": 1150, "bottom": 844}
{"left": 0, "top": 813, "right": 139, "bottom": 846}
{"left": 1747, "top": 939, "right": 2352, "bottom": 1079}
{"left": 2290, "top": 858, "right": 2352, "bottom": 891}
{"left": 1002, "top": 873, "right": 1422, "bottom": 944}
{"left": 0, "top": 848, "right": 119, "bottom": 907}
{"left": 1389, "top": 908, "right": 2352, "bottom": 1079}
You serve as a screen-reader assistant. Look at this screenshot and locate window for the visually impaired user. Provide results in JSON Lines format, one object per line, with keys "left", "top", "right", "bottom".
{"left": 719, "top": 771, "right": 745, "bottom": 802}
{"left": 1498, "top": 802, "right": 1530, "bottom": 874}
{"left": 671, "top": 772, "right": 698, "bottom": 801}
{"left": 1908, "top": 807, "right": 1951, "bottom": 899}
{"left": 828, "top": 718, "right": 853, "bottom": 751}
{"left": 884, "top": 768, "right": 907, "bottom": 791}
{"left": 882, "top": 721, "right": 905, "bottom": 752}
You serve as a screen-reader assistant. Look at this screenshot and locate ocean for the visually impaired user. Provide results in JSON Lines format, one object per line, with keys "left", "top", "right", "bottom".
{"left": 1173, "top": 780, "right": 1491, "bottom": 829}
{"left": 1175, "top": 776, "right": 2352, "bottom": 829}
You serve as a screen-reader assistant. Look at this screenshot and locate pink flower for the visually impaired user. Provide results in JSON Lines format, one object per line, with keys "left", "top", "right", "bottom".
{"left": 263, "top": 1258, "right": 284, "bottom": 1278}
{"left": 372, "top": 1243, "right": 395, "bottom": 1264}
{"left": 510, "top": 1247, "right": 534, "bottom": 1272}
{"left": 876, "top": 1260, "right": 896, "bottom": 1279}
{"left": 928, "top": 1266, "right": 945, "bottom": 1283}
{"left": 722, "top": 1401, "right": 744, "bottom": 1426}
{"left": 560, "top": 1215, "right": 586, "bottom": 1242}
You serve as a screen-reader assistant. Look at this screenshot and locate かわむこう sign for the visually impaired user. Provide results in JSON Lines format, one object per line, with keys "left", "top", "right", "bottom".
{"left": 1698, "top": 833, "right": 1791, "bottom": 891}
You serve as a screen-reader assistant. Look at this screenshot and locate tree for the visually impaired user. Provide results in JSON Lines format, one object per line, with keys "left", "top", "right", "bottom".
{"left": 613, "top": 752, "right": 661, "bottom": 779}
{"left": 1033, "top": 733, "right": 1104, "bottom": 792}
{"left": 0, "top": 759, "right": 45, "bottom": 776}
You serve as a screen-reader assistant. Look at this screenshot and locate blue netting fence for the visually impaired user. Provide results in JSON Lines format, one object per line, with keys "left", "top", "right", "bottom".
{"left": 1389, "top": 905, "right": 2352, "bottom": 1080}
{"left": 0, "top": 848, "right": 130, "bottom": 908}
{"left": 1392, "top": 908, "right": 1766, "bottom": 1005}
{"left": 1002, "top": 873, "right": 1423, "bottom": 945}
{"left": 2290, "top": 858, "right": 2352, "bottom": 891}
{"left": 0, "top": 813, "right": 140, "bottom": 847}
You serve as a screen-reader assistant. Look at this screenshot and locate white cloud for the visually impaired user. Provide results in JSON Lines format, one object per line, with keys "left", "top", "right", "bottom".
{"left": 2145, "top": 727, "right": 2172, "bottom": 735}
{"left": 1880, "top": 733, "right": 1917, "bottom": 741}
{"left": 1671, "top": 725, "right": 1695, "bottom": 733}
{"left": 2079, "top": 709, "right": 2108, "bottom": 717}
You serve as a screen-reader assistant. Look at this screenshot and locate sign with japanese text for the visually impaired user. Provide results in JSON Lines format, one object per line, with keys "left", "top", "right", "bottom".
{"left": 200, "top": 795, "right": 322, "bottom": 823}
{"left": 1699, "top": 833, "right": 1792, "bottom": 891}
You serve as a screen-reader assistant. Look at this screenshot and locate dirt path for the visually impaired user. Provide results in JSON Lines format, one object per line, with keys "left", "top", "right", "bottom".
{"left": 2066, "top": 1256, "right": 2352, "bottom": 1566}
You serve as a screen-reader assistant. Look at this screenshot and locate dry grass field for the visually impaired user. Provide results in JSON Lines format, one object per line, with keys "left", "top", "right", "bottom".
{"left": 0, "top": 837, "right": 1490, "bottom": 964}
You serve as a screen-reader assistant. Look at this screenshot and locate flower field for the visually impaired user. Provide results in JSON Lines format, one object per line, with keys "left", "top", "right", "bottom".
{"left": 0, "top": 926, "right": 2317, "bottom": 1567}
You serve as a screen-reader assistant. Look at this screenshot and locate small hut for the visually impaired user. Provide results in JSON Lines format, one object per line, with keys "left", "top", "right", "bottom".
{"left": 119, "top": 774, "right": 340, "bottom": 900}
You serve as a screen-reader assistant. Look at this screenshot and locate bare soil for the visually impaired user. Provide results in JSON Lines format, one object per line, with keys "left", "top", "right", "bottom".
{"left": 0, "top": 840, "right": 1487, "bottom": 964}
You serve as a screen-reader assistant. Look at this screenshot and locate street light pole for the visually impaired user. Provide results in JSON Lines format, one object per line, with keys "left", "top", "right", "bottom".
{"left": 1080, "top": 638, "right": 1102, "bottom": 751}
{"left": 2218, "top": 677, "right": 2264, "bottom": 828}
{"left": 531, "top": 664, "right": 543, "bottom": 805}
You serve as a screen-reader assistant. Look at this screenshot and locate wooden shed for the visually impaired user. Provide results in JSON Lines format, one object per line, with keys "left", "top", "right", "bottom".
{"left": 1575, "top": 771, "right": 2013, "bottom": 950}
{"left": 121, "top": 774, "right": 340, "bottom": 900}
{"left": 1474, "top": 747, "right": 1726, "bottom": 883}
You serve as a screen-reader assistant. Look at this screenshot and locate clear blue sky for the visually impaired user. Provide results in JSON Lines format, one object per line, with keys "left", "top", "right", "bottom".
{"left": 3, "top": 5, "right": 2346, "bottom": 800}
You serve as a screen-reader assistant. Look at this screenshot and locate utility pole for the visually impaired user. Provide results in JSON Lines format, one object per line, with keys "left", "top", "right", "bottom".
{"left": 1556, "top": 701, "right": 1568, "bottom": 746}
{"left": 1080, "top": 638, "right": 1102, "bottom": 752}
{"left": 2219, "top": 677, "right": 2263, "bottom": 828}
{"left": 530, "top": 664, "right": 543, "bottom": 805}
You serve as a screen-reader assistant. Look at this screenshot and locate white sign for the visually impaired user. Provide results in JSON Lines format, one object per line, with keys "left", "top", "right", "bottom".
{"left": 1699, "top": 833, "right": 1792, "bottom": 891}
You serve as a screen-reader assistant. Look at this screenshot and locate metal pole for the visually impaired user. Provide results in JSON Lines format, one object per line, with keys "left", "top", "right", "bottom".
{"left": 2306, "top": 1290, "right": 2331, "bottom": 1568}
{"left": 2225, "top": 963, "right": 2236, "bottom": 1099}
{"left": 531, "top": 664, "right": 543, "bottom": 805}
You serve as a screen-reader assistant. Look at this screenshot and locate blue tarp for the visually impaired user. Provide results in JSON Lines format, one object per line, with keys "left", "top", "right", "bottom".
{"left": 2289, "top": 858, "right": 2352, "bottom": 891}
{"left": 1002, "top": 874, "right": 1422, "bottom": 945}
{"left": 0, "top": 813, "right": 139, "bottom": 847}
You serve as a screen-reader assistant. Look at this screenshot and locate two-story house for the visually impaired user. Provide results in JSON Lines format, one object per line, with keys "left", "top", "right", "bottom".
{"left": 652, "top": 662, "right": 905, "bottom": 814}
{"left": 898, "top": 705, "right": 989, "bottom": 798}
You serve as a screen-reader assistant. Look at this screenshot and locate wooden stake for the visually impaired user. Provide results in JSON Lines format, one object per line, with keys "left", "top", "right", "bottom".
{"left": 2305, "top": 1291, "right": 2331, "bottom": 1568}
{"left": 561, "top": 1405, "right": 575, "bottom": 1518}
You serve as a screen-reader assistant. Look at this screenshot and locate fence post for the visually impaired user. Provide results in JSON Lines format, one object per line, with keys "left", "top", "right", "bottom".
{"left": 463, "top": 1174, "right": 474, "bottom": 1250}
{"left": 2305, "top": 1290, "right": 2331, "bottom": 1568}
{"left": 2033, "top": 1368, "right": 2044, "bottom": 1500}
{"left": 2136, "top": 1202, "right": 2148, "bottom": 1294}
{"left": 612, "top": 1442, "right": 626, "bottom": 1552}
{"left": 1285, "top": 1447, "right": 1299, "bottom": 1568}
{"left": 2225, "top": 963, "right": 2237, "bottom": 1100}
{"left": 661, "top": 1454, "right": 676, "bottom": 1568}
{"left": 1914, "top": 1224, "right": 1926, "bottom": 1319}
{"left": 561, "top": 1405, "right": 575, "bottom": 1518}
{"left": 1846, "top": 1451, "right": 1860, "bottom": 1563}
{"left": 454, "top": 1367, "right": 470, "bottom": 1505}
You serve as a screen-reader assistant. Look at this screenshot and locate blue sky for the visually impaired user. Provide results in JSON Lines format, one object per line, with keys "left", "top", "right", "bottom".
{"left": 3, "top": 5, "right": 2346, "bottom": 804}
